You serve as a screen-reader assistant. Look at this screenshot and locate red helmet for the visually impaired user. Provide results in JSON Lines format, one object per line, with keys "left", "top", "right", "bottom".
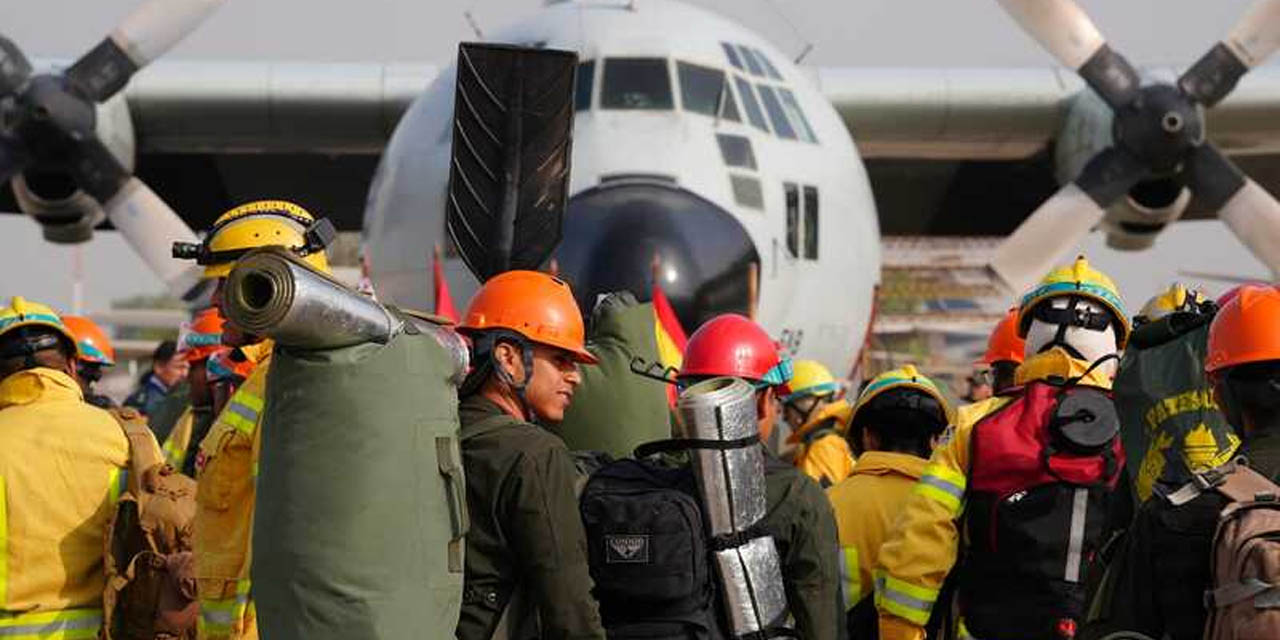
{"left": 679, "top": 314, "right": 790, "bottom": 389}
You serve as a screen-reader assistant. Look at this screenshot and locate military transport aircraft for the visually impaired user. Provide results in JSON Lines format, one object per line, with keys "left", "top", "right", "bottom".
{"left": 5, "top": 0, "right": 1280, "bottom": 376}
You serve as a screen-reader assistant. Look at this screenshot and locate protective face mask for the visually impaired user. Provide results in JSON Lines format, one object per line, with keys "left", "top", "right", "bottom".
{"left": 1025, "top": 297, "right": 1119, "bottom": 377}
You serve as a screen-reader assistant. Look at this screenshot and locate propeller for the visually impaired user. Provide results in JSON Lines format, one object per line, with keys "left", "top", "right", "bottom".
{"left": 991, "top": 0, "right": 1280, "bottom": 293}
{"left": 0, "top": 0, "right": 227, "bottom": 298}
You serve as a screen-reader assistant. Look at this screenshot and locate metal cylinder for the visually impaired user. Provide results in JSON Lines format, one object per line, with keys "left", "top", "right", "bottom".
{"left": 676, "top": 376, "right": 767, "bottom": 537}
{"left": 223, "top": 247, "right": 399, "bottom": 349}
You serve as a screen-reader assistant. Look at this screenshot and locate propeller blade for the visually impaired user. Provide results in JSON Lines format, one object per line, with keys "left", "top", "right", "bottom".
{"left": 1179, "top": 0, "right": 1280, "bottom": 107}
{"left": 0, "top": 35, "right": 32, "bottom": 96}
{"left": 995, "top": 0, "right": 1139, "bottom": 109}
{"left": 1225, "top": 0, "right": 1280, "bottom": 67}
{"left": 68, "top": 0, "right": 226, "bottom": 101}
{"left": 103, "top": 177, "right": 204, "bottom": 297}
{"left": 990, "top": 147, "right": 1147, "bottom": 293}
{"left": 1187, "top": 143, "right": 1280, "bottom": 276}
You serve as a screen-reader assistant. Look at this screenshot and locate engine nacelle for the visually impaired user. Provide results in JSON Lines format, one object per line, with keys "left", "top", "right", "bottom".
{"left": 10, "top": 92, "right": 134, "bottom": 244}
{"left": 1101, "top": 180, "right": 1191, "bottom": 251}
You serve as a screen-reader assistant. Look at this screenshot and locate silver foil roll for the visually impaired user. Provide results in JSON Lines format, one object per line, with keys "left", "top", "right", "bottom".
{"left": 678, "top": 377, "right": 767, "bottom": 536}
{"left": 223, "top": 247, "right": 400, "bottom": 349}
{"left": 714, "top": 536, "right": 789, "bottom": 635}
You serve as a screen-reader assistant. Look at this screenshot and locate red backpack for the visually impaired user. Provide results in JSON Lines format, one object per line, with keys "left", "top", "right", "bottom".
{"left": 958, "top": 380, "right": 1125, "bottom": 640}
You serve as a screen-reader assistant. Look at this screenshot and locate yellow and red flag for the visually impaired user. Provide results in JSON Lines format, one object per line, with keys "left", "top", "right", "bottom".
{"left": 652, "top": 283, "right": 687, "bottom": 406}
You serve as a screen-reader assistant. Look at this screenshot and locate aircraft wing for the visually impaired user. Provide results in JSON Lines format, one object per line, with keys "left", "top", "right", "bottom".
{"left": 813, "top": 66, "right": 1280, "bottom": 234}
{"left": 2, "top": 61, "right": 439, "bottom": 232}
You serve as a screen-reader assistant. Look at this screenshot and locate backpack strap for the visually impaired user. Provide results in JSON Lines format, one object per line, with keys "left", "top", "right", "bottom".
{"left": 1163, "top": 458, "right": 1247, "bottom": 506}
{"left": 1215, "top": 464, "right": 1280, "bottom": 504}
{"left": 633, "top": 435, "right": 760, "bottom": 458}
{"left": 108, "top": 407, "right": 165, "bottom": 492}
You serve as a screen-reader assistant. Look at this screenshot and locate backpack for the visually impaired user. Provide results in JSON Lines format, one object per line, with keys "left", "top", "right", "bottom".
{"left": 958, "top": 381, "right": 1125, "bottom": 639}
{"left": 579, "top": 457, "right": 724, "bottom": 639}
{"left": 103, "top": 408, "right": 199, "bottom": 640}
{"left": 1203, "top": 463, "right": 1280, "bottom": 639}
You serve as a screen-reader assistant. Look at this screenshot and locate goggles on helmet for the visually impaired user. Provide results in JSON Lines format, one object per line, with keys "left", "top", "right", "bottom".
{"left": 172, "top": 217, "right": 336, "bottom": 266}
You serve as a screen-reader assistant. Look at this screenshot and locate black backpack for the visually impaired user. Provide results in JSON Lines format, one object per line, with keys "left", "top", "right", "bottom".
{"left": 580, "top": 458, "right": 725, "bottom": 640}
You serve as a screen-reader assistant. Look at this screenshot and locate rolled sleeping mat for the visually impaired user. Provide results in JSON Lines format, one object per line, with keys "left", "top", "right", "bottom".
{"left": 251, "top": 296, "right": 470, "bottom": 638}
{"left": 714, "top": 536, "right": 788, "bottom": 635}
{"left": 222, "top": 246, "right": 398, "bottom": 349}
{"left": 677, "top": 376, "right": 767, "bottom": 536}
{"left": 678, "top": 377, "right": 789, "bottom": 635}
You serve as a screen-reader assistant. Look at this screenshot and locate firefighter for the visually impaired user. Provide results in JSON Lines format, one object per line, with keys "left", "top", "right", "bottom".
{"left": 61, "top": 314, "right": 118, "bottom": 408}
{"left": 981, "top": 307, "right": 1024, "bottom": 394}
{"left": 875, "top": 256, "right": 1130, "bottom": 640}
{"left": 679, "top": 314, "right": 843, "bottom": 640}
{"left": 783, "top": 359, "right": 856, "bottom": 487}
{"left": 163, "top": 307, "right": 228, "bottom": 475}
{"left": 453, "top": 270, "right": 606, "bottom": 640}
{"left": 172, "top": 199, "right": 334, "bottom": 640}
{"left": 0, "top": 296, "right": 161, "bottom": 636}
{"left": 828, "top": 364, "right": 953, "bottom": 638}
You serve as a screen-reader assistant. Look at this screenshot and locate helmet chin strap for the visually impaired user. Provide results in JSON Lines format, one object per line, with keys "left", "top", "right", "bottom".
{"left": 491, "top": 334, "right": 538, "bottom": 424}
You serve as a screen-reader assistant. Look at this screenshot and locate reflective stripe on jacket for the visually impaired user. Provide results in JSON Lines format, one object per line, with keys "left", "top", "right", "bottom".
{"left": 827, "top": 451, "right": 928, "bottom": 614}
{"left": 163, "top": 407, "right": 195, "bottom": 470}
{"left": 874, "top": 349, "right": 1115, "bottom": 640}
{"left": 195, "top": 350, "right": 271, "bottom": 640}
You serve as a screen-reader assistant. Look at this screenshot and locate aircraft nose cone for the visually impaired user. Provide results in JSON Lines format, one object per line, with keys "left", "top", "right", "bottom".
{"left": 555, "top": 181, "right": 759, "bottom": 330}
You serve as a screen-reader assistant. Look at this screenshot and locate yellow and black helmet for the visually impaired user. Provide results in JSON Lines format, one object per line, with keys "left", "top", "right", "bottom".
{"left": 173, "top": 200, "right": 334, "bottom": 278}
{"left": 0, "top": 297, "right": 79, "bottom": 361}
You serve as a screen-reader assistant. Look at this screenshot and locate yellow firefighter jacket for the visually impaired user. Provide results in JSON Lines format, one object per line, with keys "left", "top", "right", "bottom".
{"left": 874, "top": 349, "right": 1114, "bottom": 640}
{"left": 0, "top": 367, "right": 161, "bottom": 638}
{"left": 164, "top": 407, "right": 194, "bottom": 470}
{"left": 194, "top": 348, "right": 271, "bottom": 640}
{"left": 791, "top": 400, "right": 856, "bottom": 488}
{"left": 827, "top": 451, "right": 927, "bottom": 614}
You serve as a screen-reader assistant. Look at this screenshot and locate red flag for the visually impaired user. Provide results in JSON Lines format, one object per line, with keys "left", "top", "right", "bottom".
{"left": 433, "top": 245, "right": 460, "bottom": 323}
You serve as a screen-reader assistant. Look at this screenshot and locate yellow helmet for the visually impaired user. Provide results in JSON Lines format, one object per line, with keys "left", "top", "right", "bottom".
{"left": 1017, "top": 255, "right": 1130, "bottom": 348}
{"left": 781, "top": 359, "right": 839, "bottom": 404}
{"left": 0, "top": 297, "right": 78, "bottom": 358}
{"left": 173, "top": 200, "right": 334, "bottom": 278}
{"left": 852, "top": 364, "right": 954, "bottom": 425}
{"left": 1135, "top": 282, "right": 1209, "bottom": 326}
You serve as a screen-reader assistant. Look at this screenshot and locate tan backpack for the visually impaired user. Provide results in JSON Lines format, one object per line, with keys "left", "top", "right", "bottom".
{"left": 102, "top": 407, "right": 200, "bottom": 640}
{"left": 1204, "top": 463, "right": 1280, "bottom": 639}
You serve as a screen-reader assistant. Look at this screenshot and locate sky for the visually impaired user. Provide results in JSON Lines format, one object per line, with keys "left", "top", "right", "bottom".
{"left": 0, "top": 0, "right": 1274, "bottom": 313}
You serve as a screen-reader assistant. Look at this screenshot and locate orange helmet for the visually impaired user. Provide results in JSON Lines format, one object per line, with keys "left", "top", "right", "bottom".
{"left": 1206, "top": 284, "right": 1280, "bottom": 374}
{"left": 982, "top": 307, "right": 1024, "bottom": 365}
{"left": 61, "top": 315, "right": 116, "bottom": 366}
{"left": 458, "top": 270, "right": 597, "bottom": 364}
{"left": 178, "top": 307, "right": 227, "bottom": 363}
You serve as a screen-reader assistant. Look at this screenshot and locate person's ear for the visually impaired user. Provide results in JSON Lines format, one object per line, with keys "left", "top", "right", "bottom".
{"left": 492, "top": 342, "right": 524, "bottom": 384}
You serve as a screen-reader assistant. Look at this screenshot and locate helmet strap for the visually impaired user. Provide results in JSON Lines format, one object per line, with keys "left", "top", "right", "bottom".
{"left": 480, "top": 331, "right": 539, "bottom": 424}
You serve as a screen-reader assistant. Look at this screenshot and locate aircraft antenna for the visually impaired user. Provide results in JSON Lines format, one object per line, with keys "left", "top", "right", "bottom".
{"left": 463, "top": 10, "right": 485, "bottom": 39}
{"left": 755, "top": 0, "right": 813, "bottom": 64}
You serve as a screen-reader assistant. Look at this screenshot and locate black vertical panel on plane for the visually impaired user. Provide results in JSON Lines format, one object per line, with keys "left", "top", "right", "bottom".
{"left": 445, "top": 42, "right": 578, "bottom": 282}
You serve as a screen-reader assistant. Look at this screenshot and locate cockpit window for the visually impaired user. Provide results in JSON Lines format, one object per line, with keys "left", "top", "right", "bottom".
{"left": 678, "top": 62, "right": 728, "bottom": 117}
{"left": 721, "top": 42, "right": 744, "bottom": 71}
{"left": 737, "top": 45, "right": 765, "bottom": 77}
{"left": 778, "top": 88, "right": 817, "bottom": 143}
{"left": 733, "top": 76, "right": 770, "bottom": 133}
{"left": 575, "top": 60, "right": 595, "bottom": 112}
{"left": 755, "top": 85, "right": 796, "bottom": 139}
{"left": 752, "top": 47, "right": 783, "bottom": 80}
{"left": 601, "top": 58, "right": 674, "bottom": 110}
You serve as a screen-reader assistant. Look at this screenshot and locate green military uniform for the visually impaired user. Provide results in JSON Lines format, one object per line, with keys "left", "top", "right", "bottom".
{"left": 558, "top": 294, "right": 672, "bottom": 458}
{"left": 457, "top": 395, "right": 606, "bottom": 640}
{"left": 763, "top": 449, "right": 844, "bottom": 640}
